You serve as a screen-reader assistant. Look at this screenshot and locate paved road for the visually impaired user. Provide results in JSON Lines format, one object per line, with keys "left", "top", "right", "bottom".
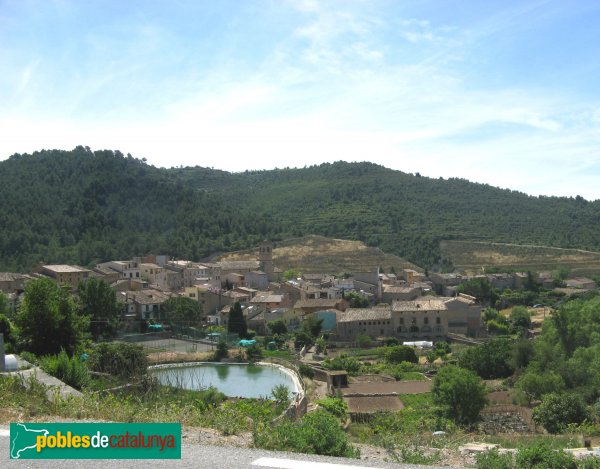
{"left": 0, "top": 427, "right": 451, "bottom": 469}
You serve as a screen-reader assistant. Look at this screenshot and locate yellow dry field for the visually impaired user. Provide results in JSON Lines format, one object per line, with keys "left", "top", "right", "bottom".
{"left": 441, "top": 240, "right": 600, "bottom": 275}
{"left": 219, "top": 235, "right": 420, "bottom": 274}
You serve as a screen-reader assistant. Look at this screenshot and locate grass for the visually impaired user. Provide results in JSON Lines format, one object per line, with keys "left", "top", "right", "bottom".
{"left": 477, "top": 434, "right": 584, "bottom": 450}
{"left": 0, "top": 372, "right": 284, "bottom": 435}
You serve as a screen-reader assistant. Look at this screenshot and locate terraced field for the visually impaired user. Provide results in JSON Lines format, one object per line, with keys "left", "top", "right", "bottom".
{"left": 219, "top": 235, "right": 421, "bottom": 274}
{"left": 441, "top": 240, "right": 600, "bottom": 275}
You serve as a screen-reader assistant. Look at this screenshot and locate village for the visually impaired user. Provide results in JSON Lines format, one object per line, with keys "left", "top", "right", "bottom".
{"left": 4, "top": 240, "right": 600, "bottom": 466}
{"left": 1, "top": 240, "right": 596, "bottom": 345}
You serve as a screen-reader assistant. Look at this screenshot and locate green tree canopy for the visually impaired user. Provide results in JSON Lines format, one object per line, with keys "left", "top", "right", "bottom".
{"left": 455, "top": 278, "right": 498, "bottom": 305}
{"left": 384, "top": 345, "right": 418, "bottom": 364}
{"left": 15, "top": 278, "right": 88, "bottom": 355}
{"left": 227, "top": 301, "right": 247, "bottom": 338}
{"left": 77, "top": 277, "right": 121, "bottom": 340}
{"left": 267, "top": 319, "right": 288, "bottom": 335}
{"left": 533, "top": 393, "right": 589, "bottom": 434}
{"left": 459, "top": 338, "right": 515, "bottom": 379}
{"left": 161, "top": 296, "right": 203, "bottom": 327}
{"left": 432, "top": 365, "right": 487, "bottom": 426}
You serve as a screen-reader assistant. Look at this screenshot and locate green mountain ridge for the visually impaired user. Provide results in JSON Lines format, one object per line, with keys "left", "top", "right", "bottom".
{"left": 1, "top": 147, "right": 599, "bottom": 272}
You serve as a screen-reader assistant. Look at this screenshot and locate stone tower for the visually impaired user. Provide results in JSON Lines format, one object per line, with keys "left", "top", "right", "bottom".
{"left": 258, "top": 240, "right": 275, "bottom": 281}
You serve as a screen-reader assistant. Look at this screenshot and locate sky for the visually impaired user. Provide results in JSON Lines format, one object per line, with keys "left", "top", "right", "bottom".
{"left": 2, "top": 0, "right": 600, "bottom": 200}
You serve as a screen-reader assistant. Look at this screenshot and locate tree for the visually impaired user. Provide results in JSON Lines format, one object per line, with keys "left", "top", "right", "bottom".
{"left": 344, "top": 291, "right": 369, "bottom": 308}
{"left": 0, "top": 314, "right": 15, "bottom": 352}
{"left": 515, "top": 371, "right": 565, "bottom": 404}
{"left": 227, "top": 301, "right": 247, "bottom": 338}
{"left": 509, "top": 306, "right": 531, "bottom": 335}
{"left": 15, "top": 278, "right": 88, "bottom": 356}
{"left": 301, "top": 316, "right": 324, "bottom": 339}
{"left": 245, "top": 343, "right": 263, "bottom": 361}
{"left": 459, "top": 338, "right": 514, "bottom": 379}
{"left": 161, "top": 296, "right": 203, "bottom": 327}
{"left": 533, "top": 393, "right": 589, "bottom": 433}
{"left": 283, "top": 269, "right": 300, "bottom": 281}
{"left": 432, "top": 365, "right": 487, "bottom": 426}
{"left": 0, "top": 291, "right": 10, "bottom": 316}
{"left": 88, "top": 342, "right": 148, "bottom": 379}
{"left": 455, "top": 278, "right": 498, "bottom": 305}
{"left": 267, "top": 319, "right": 288, "bottom": 335}
{"left": 213, "top": 339, "right": 229, "bottom": 361}
{"left": 77, "top": 278, "right": 121, "bottom": 340}
{"left": 385, "top": 345, "right": 418, "bottom": 364}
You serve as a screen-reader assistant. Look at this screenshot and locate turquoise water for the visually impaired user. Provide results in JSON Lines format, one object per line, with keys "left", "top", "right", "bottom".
{"left": 149, "top": 363, "right": 298, "bottom": 398}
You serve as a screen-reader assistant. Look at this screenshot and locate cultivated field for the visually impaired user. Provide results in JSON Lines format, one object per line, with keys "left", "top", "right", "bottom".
{"left": 219, "top": 235, "right": 420, "bottom": 274}
{"left": 441, "top": 240, "right": 600, "bottom": 275}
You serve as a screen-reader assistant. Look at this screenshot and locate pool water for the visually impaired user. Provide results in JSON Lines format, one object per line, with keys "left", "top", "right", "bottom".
{"left": 149, "top": 363, "right": 298, "bottom": 398}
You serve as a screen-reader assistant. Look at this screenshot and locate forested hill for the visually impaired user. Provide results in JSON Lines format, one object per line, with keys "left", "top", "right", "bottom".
{"left": 1, "top": 147, "right": 599, "bottom": 271}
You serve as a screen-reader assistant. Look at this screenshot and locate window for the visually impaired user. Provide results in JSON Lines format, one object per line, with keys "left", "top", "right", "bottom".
{"left": 399, "top": 318, "right": 404, "bottom": 324}
{"left": 424, "top": 317, "right": 429, "bottom": 324}
{"left": 436, "top": 317, "right": 441, "bottom": 324}
{"left": 411, "top": 317, "right": 416, "bottom": 324}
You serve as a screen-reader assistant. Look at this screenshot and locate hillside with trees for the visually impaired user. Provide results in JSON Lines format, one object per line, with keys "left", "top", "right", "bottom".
{"left": 1, "top": 147, "right": 600, "bottom": 271}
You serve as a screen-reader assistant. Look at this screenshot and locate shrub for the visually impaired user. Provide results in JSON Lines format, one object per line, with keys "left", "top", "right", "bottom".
{"left": 458, "top": 338, "right": 514, "bottom": 379}
{"left": 245, "top": 343, "right": 263, "bottom": 362}
{"left": 533, "top": 393, "right": 590, "bottom": 434}
{"left": 432, "top": 365, "right": 486, "bottom": 426}
{"left": 315, "top": 397, "right": 348, "bottom": 421}
{"left": 253, "top": 410, "right": 359, "bottom": 458}
{"left": 88, "top": 342, "right": 148, "bottom": 379}
{"left": 271, "top": 384, "right": 290, "bottom": 406}
{"left": 475, "top": 449, "right": 514, "bottom": 469}
{"left": 385, "top": 345, "right": 418, "bottom": 364}
{"left": 298, "top": 364, "right": 314, "bottom": 378}
{"left": 322, "top": 355, "right": 361, "bottom": 375}
{"left": 515, "top": 443, "right": 576, "bottom": 469}
{"left": 213, "top": 340, "right": 229, "bottom": 361}
{"left": 39, "top": 350, "right": 89, "bottom": 390}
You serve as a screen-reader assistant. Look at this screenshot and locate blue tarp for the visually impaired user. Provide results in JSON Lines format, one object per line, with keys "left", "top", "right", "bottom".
{"left": 238, "top": 339, "right": 257, "bottom": 347}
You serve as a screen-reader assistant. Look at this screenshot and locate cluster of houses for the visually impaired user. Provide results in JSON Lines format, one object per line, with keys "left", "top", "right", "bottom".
{"left": 0, "top": 241, "right": 596, "bottom": 343}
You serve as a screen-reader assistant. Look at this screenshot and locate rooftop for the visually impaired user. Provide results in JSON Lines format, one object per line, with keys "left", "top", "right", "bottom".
{"left": 43, "top": 264, "right": 90, "bottom": 274}
{"left": 392, "top": 299, "right": 447, "bottom": 312}
{"left": 337, "top": 308, "right": 391, "bottom": 323}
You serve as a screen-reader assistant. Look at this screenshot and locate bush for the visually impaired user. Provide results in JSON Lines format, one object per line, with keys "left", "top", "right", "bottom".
{"left": 459, "top": 338, "right": 514, "bottom": 379}
{"left": 384, "top": 345, "right": 418, "bottom": 364}
{"left": 475, "top": 448, "right": 514, "bottom": 469}
{"left": 515, "top": 443, "right": 576, "bottom": 469}
{"left": 298, "top": 364, "right": 314, "bottom": 378}
{"left": 195, "top": 386, "right": 226, "bottom": 409}
{"left": 533, "top": 393, "right": 590, "bottom": 434}
{"left": 39, "top": 350, "right": 89, "bottom": 390}
{"left": 322, "top": 355, "right": 361, "bottom": 375}
{"left": 315, "top": 397, "right": 348, "bottom": 421}
{"left": 432, "top": 365, "right": 487, "bottom": 426}
{"left": 253, "top": 410, "right": 359, "bottom": 458}
{"left": 271, "top": 384, "right": 290, "bottom": 407}
{"left": 88, "top": 342, "right": 148, "bottom": 379}
{"left": 245, "top": 343, "right": 263, "bottom": 362}
{"left": 213, "top": 340, "right": 229, "bottom": 361}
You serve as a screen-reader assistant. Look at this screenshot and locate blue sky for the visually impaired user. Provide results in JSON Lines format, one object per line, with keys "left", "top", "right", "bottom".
{"left": 2, "top": 0, "right": 600, "bottom": 199}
